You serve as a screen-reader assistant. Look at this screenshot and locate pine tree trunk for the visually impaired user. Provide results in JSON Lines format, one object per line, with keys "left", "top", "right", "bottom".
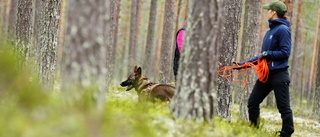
{"left": 61, "top": 0, "right": 110, "bottom": 108}
{"left": 144, "top": 0, "right": 157, "bottom": 78}
{"left": 239, "top": 0, "right": 260, "bottom": 120}
{"left": 159, "top": 0, "right": 176, "bottom": 83}
{"left": 290, "top": 0, "right": 303, "bottom": 104}
{"left": 108, "top": 0, "right": 120, "bottom": 84}
{"left": 171, "top": 0, "right": 223, "bottom": 121}
{"left": 307, "top": 8, "right": 320, "bottom": 110}
{"left": 314, "top": 24, "right": 320, "bottom": 121}
{"left": 283, "top": 0, "right": 294, "bottom": 24}
{"left": 128, "top": 0, "right": 140, "bottom": 73}
{"left": 154, "top": 2, "right": 165, "bottom": 81}
{"left": 175, "top": 0, "right": 182, "bottom": 32}
{"left": 216, "top": 0, "right": 242, "bottom": 118}
{"left": 34, "top": 0, "right": 61, "bottom": 90}
{"left": 16, "top": 0, "right": 33, "bottom": 65}
{"left": 7, "top": 0, "right": 18, "bottom": 39}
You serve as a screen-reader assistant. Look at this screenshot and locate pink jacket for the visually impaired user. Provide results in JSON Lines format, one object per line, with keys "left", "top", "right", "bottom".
{"left": 176, "top": 29, "right": 185, "bottom": 53}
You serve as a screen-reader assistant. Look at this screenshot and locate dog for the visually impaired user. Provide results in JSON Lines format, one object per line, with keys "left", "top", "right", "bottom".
{"left": 120, "top": 66, "right": 175, "bottom": 102}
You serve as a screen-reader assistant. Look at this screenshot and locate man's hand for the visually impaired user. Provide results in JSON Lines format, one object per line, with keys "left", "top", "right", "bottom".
{"left": 258, "top": 51, "right": 268, "bottom": 59}
{"left": 232, "top": 61, "right": 245, "bottom": 70}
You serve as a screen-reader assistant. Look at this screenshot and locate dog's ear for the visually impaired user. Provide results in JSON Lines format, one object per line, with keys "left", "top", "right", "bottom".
{"left": 134, "top": 66, "right": 138, "bottom": 72}
{"left": 137, "top": 67, "right": 142, "bottom": 75}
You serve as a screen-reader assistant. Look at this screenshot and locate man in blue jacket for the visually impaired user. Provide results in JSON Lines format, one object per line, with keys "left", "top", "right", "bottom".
{"left": 239, "top": 1, "right": 294, "bottom": 137}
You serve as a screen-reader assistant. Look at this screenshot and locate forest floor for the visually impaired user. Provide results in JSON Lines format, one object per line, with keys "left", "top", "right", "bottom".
{"left": 260, "top": 108, "right": 320, "bottom": 137}
{"left": 112, "top": 87, "right": 320, "bottom": 137}
{"left": 230, "top": 104, "right": 320, "bottom": 137}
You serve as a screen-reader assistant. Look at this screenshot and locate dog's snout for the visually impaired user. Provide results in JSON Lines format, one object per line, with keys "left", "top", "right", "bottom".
{"left": 120, "top": 80, "right": 130, "bottom": 87}
{"left": 120, "top": 81, "right": 125, "bottom": 86}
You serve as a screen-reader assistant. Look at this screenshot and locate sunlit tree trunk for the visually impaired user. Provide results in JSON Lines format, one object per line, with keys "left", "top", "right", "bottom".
{"left": 144, "top": 0, "right": 157, "bottom": 78}
{"left": 61, "top": 0, "right": 110, "bottom": 109}
{"left": 239, "top": 0, "right": 260, "bottom": 120}
{"left": 34, "top": 0, "right": 61, "bottom": 90}
{"left": 16, "top": 0, "right": 33, "bottom": 66}
{"left": 128, "top": 0, "right": 140, "bottom": 74}
{"left": 159, "top": 0, "right": 176, "bottom": 83}
{"left": 216, "top": 0, "right": 242, "bottom": 118}
{"left": 171, "top": 0, "right": 223, "bottom": 121}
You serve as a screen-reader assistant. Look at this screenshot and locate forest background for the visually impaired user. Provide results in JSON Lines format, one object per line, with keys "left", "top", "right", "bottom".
{"left": 0, "top": 0, "right": 319, "bottom": 136}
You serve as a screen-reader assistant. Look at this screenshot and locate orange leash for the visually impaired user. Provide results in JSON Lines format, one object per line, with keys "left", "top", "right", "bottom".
{"left": 217, "top": 58, "right": 269, "bottom": 88}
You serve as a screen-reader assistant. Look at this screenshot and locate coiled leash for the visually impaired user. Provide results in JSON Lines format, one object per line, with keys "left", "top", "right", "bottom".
{"left": 217, "top": 58, "right": 269, "bottom": 88}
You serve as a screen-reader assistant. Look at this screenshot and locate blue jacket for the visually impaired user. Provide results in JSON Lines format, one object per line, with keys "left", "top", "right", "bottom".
{"left": 245, "top": 18, "right": 291, "bottom": 71}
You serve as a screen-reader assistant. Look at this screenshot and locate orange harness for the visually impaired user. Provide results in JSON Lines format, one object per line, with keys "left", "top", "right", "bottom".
{"left": 217, "top": 58, "right": 269, "bottom": 88}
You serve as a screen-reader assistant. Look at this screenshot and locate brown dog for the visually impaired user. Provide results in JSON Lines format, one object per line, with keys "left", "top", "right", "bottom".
{"left": 120, "top": 66, "right": 175, "bottom": 102}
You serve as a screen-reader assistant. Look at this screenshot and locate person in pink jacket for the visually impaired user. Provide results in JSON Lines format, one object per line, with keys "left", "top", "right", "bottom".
{"left": 173, "top": 21, "right": 186, "bottom": 80}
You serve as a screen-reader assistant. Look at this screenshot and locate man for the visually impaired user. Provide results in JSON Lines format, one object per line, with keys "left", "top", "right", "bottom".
{"left": 238, "top": 1, "right": 294, "bottom": 137}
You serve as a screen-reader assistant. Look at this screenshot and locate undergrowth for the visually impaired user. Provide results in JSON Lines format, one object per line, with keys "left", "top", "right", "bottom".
{"left": 1, "top": 44, "right": 318, "bottom": 137}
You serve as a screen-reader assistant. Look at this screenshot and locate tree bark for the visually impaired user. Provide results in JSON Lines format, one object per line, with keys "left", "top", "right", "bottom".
{"left": 239, "top": 0, "right": 260, "bottom": 120}
{"left": 171, "top": 0, "right": 223, "bottom": 121}
{"left": 159, "top": 0, "right": 176, "bottom": 83}
{"left": 7, "top": 0, "right": 18, "bottom": 39}
{"left": 216, "top": 0, "right": 242, "bottom": 118}
{"left": 283, "top": 0, "right": 294, "bottom": 24}
{"left": 34, "top": 0, "right": 61, "bottom": 91}
{"left": 314, "top": 22, "right": 320, "bottom": 121}
{"left": 144, "top": 0, "right": 157, "bottom": 78}
{"left": 154, "top": 2, "right": 165, "bottom": 81}
{"left": 108, "top": 0, "right": 120, "bottom": 84}
{"left": 61, "top": 0, "right": 110, "bottom": 108}
{"left": 16, "top": 0, "right": 33, "bottom": 65}
{"left": 307, "top": 8, "right": 320, "bottom": 110}
{"left": 290, "top": 0, "right": 303, "bottom": 103}
{"left": 128, "top": 0, "right": 140, "bottom": 74}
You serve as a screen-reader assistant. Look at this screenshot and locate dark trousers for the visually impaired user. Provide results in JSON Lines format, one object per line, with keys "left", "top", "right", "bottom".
{"left": 247, "top": 69, "right": 294, "bottom": 135}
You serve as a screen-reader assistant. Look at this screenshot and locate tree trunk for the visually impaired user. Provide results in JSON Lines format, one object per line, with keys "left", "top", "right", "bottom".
{"left": 216, "top": 0, "right": 242, "bottom": 118}
{"left": 61, "top": 0, "right": 110, "bottom": 109}
{"left": 144, "top": 0, "right": 157, "bottom": 78}
{"left": 290, "top": 0, "right": 303, "bottom": 104}
{"left": 239, "top": 0, "right": 260, "bottom": 120}
{"left": 283, "top": 0, "right": 294, "bottom": 24}
{"left": 175, "top": 0, "right": 182, "bottom": 32}
{"left": 128, "top": 0, "right": 140, "bottom": 74}
{"left": 117, "top": 1, "right": 129, "bottom": 82}
{"left": 159, "top": 0, "right": 176, "bottom": 83}
{"left": 314, "top": 23, "right": 320, "bottom": 121}
{"left": 307, "top": 8, "right": 320, "bottom": 110}
{"left": 108, "top": 0, "right": 120, "bottom": 84}
{"left": 34, "top": 0, "right": 61, "bottom": 91}
{"left": 2, "top": 0, "right": 17, "bottom": 41}
{"left": 16, "top": 0, "right": 33, "bottom": 65}
{"left": 7, "top": 0, "right": 18, "bottom": 39}
{"left": 154, "top": 2, "right": 165, "bottom": 81}
{"left": 171, "top": 0, "right": 223, "bottom": 121}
